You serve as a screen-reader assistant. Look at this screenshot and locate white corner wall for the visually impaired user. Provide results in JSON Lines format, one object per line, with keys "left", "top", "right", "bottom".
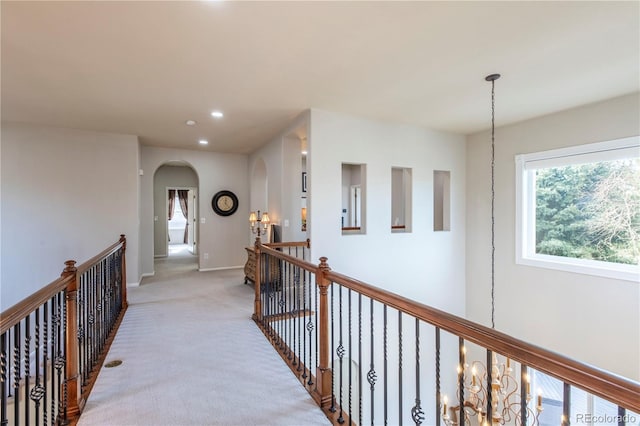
{"left": 248, "top": 112, "right": 309, "bottom": 244}
{"left": 139, "top": 146, "right": 248, "bottom": 276}
{"left": 308, "top": 109, "right": 467, "bottom": 314}
{"left": 0, "top": 122, "right": 140, "bottom": 310}
{"left": 466, "top": 93, "right": 640, "bottom": 380}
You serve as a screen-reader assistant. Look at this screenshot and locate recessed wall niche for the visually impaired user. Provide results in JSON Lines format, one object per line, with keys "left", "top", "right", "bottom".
{"left": 433, "top": 170, "right": 451, "bottom": 231}
{"left": 341, "top": 163, "right": 366, "bottom": 234}
{"left": 391, "top": 167, "right": 412, "bottom": 232}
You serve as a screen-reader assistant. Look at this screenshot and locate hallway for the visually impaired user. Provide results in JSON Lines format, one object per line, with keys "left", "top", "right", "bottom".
{"left": 77, "top": 255, "right": 329, "bottom": 426}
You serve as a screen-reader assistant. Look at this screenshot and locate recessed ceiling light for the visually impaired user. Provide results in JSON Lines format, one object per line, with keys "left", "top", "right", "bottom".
{"left": 199, "top": 140, "right": 208, "bottom": 145}
{"left": 210, "top": 111, "right": 224, "bottom": 118}
{"left": 186, "top": 120, "right": 196, "bottom": 126}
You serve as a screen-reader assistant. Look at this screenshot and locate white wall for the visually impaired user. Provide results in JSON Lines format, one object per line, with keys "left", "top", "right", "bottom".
{"left": 0, "top": 122, "right": 140, "bottom": 310}
{"left": 248, "top": 112, "right": 309, "bottom": 244}
{"left": 466, "top": 93, "right": 640, "bottom": 380}
{"left": 139, "top": 146, "right": 248, "bottom": 276}
{"left": 308, "top": 109, "right": 467, "bottom": 314}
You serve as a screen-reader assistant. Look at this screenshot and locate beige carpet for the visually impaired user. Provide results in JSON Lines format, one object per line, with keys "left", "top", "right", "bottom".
{"left": 78, "top": 254, "right": 329, "bottom": 426}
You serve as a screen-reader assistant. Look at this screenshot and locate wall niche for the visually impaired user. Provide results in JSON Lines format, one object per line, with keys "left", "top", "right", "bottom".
{"left": 341, "top": 163, "right": 366, "bottom": 235}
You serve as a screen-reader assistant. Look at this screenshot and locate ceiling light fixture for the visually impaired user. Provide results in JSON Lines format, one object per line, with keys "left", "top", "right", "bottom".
{"left": 199, "top": 140, "right": 208, "bottom": 145}
{"left": 211, "top": 111, "right": 224, "bottom": 118}
{"left": 186, "top": 120, "right": 197, "bottom": 126}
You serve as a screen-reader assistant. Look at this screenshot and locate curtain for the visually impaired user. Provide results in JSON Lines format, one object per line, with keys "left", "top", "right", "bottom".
{"left": 178, "top": 190, "right": 189, "bottom": 244}
{"left": 168, "top": 190, "right": 176, "bottom": 242}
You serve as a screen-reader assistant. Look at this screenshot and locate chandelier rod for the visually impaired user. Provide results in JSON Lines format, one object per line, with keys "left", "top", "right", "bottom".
{"left": 485, "top": 73, "right": 500, "bottom": 330}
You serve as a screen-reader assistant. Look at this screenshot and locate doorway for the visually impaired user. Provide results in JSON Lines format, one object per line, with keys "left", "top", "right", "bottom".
{"left": 167, "top": 187, "right": 197, "bottom": 257}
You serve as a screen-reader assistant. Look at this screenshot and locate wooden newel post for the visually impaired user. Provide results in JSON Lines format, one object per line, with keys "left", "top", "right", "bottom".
{"left": 316, "top": 256, "right": 333, "bottom": 409}
{"left": 62, "top": 260, "right": 82, "bottom": 419}
{"left": 120, "top": 234, "right": 128, "bottom": 308}
{"left": 252, "top": 237, "right": 262, "bottom": 321}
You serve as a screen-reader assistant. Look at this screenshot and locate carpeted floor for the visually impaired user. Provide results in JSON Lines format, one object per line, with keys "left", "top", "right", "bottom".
{"left": 78, "top": 254, "right": 330, "bottom": 426}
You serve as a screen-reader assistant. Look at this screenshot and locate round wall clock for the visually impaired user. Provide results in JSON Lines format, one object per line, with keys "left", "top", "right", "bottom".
{"left": 212, "top": 190, "right": 239, "bottom": 216}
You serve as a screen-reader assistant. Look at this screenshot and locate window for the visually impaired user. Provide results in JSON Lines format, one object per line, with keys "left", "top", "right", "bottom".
{"left": 515, "top": 136, "right": 639, "bottom": 281}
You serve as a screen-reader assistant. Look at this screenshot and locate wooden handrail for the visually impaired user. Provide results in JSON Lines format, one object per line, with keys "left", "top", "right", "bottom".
{"left": 76, "top": 234, "right": 126, "bottom": 274}
{"left": 324, "top": 268, "right": 640, "bottom": 413}
{"left": 256, "top": 243, "right": 640, "bottom": 413}
{"left": 0, "top": 274, "right": 73, "bottom": 335}
{"left": 265, "top": 238, "right": 310, "bottom": 249}
{"left": 1, "top": 236, "right": 128, "bottom": 426}
{"left": 2, "top": 235, "right": 127, "bottom": 335}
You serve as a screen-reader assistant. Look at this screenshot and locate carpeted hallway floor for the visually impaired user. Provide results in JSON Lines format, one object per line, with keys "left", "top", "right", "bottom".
{"left": 78, "top": 253, "right": 330, "bottom": 426}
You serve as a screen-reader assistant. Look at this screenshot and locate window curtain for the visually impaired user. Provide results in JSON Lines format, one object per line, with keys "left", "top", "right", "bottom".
{"left": 178, "top": 190, "right": 189, "bottom": 244}
{"left": 168, "top": 189, "right": 176, "bottom": 242}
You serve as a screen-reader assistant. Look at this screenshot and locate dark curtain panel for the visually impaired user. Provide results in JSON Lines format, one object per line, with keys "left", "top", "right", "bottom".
{"left": 168, "top": 189, "right": 176, "bottom": 242}
{"left": 178, "top": 190, "right": 189, "bottom": 244}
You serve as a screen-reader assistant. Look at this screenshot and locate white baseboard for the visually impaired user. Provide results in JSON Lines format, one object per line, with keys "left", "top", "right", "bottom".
{"left": 154, "top": 254, "right": 167, "bottom": 258}
{"left": 198, "top": 265, "right": 243, "bottom": 272}
{"left": 129, "top": 272, "right": 155, "bottom": 287}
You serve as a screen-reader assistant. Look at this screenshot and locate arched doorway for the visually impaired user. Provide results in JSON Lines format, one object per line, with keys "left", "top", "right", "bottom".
{"left": 153, "top": 163, "right": 199, "bottom": 271}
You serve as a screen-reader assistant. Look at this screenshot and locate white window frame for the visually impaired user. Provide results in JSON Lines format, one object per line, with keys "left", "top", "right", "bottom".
{"left": 515, "top": 136, "right": 640, "bottom": 282}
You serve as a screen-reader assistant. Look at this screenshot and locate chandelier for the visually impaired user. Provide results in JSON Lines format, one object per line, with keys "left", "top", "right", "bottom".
{"left": 441, "top": 74, "right": 544, "bottom": 426}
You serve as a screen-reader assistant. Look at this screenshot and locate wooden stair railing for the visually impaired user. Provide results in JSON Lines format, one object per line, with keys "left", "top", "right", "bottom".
{"left": 252, "top": 240, "right": 640, "bottom": 425}
{"left": 0, "top": 235, "right": 128, "bottom": 425}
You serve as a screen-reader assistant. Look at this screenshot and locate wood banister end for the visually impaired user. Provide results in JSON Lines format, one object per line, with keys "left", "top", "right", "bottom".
{"left": 319, "top": 257, "right": 331, "bottom": 271}
{"left": 62, "top": 260, "right": 77, "bottom": 275}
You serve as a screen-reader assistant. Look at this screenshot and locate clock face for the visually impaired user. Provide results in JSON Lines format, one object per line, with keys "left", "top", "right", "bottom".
{"left": 212, "top": 191, "right": 238, "bottom": 216}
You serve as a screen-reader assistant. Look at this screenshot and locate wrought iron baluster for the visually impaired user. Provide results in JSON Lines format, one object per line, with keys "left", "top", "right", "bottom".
{"left": 61, "top": 290, "right": 68, "bottom": 422}
{"left": 368, "top": 298, "right": 376, "bottom": 426}
{"left": 307, "top": 269, "right": 314, "bottom": 386}
{"left": 13, "top": 323, "right": 21, "bottom": 425}
{"left": 280, "top": 262, "right": 291, "bottom": 356}
{"left": 43, "top": 300, "right": 49, "bottom": 425}
{"left": 435, "top": 327, "right": 441, "bottom": 426}
{"left": 51, "top": 295, "right": 59, "bottom": 426}
{"left": 411, "top": 318, "right": 425, "bottom": 425}
{"left": 562, "top": 383, "right": 570, "bottom": 426}
{"left": 32, "top": 307, "right": 44, "bottom": 426}
{"left": 458, "top": 338, "right": 466, "bottom": 425}
{"left": 314, "top": 277, "right": 319, "bottom": 393}
{"left": 293, "top": 268, "right": 299, "bottom": 367}
{"left": 78, "top": 274, "right": 85, "bottom": 385}
{"left": 348, "top": 289, "right": 352, "bottom": 423}
{"left": 337, "top": 285, "right": 344, "bottom": 424}
{"left": 358, "top": 293, "right": 363, "bottom": 426}
{"left": 399, "top": 311, "right": 403, "bottom": 425}
{"left": 330, "top": 283, "right": 336, "bottom": 413}
{"left": 384, "top": 305, "right": 388, "bottom": 426}
{"left": 520, "top": 365, "right": 528, "bottom": 426}
{"left": 0, "top": 331, "right": 6, "bottom": 426}
{"left": 618, "top": 406, "right": 626, "bottom": 426}
{"left": 296, "top": 268, "right": 302, "bottom": 371}
{"left": 486, "top": 349, "right": 492, "bottom": 424}
{"left": 278, "top": 259, "right": 282, "bottom": 348}
{"left": 24, "top": 315, "right": 31, "bottom": 425}
{"left": 302, "top": 266, "right": 307, "bottom": 379}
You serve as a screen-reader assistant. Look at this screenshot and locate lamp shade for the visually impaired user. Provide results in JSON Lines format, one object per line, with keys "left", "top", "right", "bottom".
{"left": 261, "top": 212, "right": 270, "bottom": 224}
{"left": 249, "top": 212, "right": 257, "bottom": 223}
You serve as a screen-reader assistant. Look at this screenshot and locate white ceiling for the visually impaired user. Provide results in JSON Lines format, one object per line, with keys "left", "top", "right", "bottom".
{"left": 2, "top": 1, "right": 638, "bottom": 154}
